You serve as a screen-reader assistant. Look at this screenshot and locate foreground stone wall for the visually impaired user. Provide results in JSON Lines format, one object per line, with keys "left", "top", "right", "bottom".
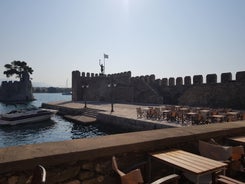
{"left": 0, "top": 121, "right": 245, "bottom": 184}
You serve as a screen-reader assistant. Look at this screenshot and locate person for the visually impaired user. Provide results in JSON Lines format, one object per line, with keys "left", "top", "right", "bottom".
{"left": 99, "top": 60, "right": 104, "bottom": 74}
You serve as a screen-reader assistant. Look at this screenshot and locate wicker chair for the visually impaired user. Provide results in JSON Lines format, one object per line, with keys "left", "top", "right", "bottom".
{"left": 217, "top": 175, "right": 244, "bottom": 184}
{"left": 184, "top": 140, "right": 233, "bottom": 184}
{"left": 29, "top": 165, "right": 46, "bottom": 184}
{"left": 112, "top": 156, "right": 179, "bottom": 184}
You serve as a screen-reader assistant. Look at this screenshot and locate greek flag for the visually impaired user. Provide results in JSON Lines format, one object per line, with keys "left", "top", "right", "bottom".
{"left": 104, "top": 54, "right": 109, "bottom": 59}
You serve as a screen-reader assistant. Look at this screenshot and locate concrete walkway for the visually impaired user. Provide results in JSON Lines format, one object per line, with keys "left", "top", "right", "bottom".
{"left": 42, "top": 101, "right": 182, "bottom": 127}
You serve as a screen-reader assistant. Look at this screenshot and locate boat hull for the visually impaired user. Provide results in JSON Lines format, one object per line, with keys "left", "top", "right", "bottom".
{"left": 0, "top": 110, "right": 53, "bottom": 126}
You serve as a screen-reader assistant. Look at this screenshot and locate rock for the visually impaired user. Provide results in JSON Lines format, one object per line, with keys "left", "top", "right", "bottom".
{"left": 0, "top": 177, "right": 7, "bottom": 184}
{"left": 82, "top": 176, "right": 104, "bottom": 184}
{"left": 95, "top": 161, "right": 111, "bottom": 174}
{"left": 48, "top": 166, "right": 80, "bottom": 184}
{"left": 78, "top": 171, "right": 94, "bottom": 180}
{"left": 8, "top": 176, "right": 18, "bottom": 184}
{"left": 63, "top": 180, "right": 81, "bottom": 184}
{"left": 81, "top": 163, "right": 94, "bottom": 171}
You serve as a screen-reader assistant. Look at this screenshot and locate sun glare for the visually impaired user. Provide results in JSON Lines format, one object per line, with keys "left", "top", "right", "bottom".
{"left": 122, "top": 0, "right": 130, "bottom": 11}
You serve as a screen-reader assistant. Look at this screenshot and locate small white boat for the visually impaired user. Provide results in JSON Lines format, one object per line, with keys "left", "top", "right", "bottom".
{"left": 62, "top": 91, "right": 72, "bottom": 95}
{"left": 0, "top": 108, "right": 54, "bottom": 126}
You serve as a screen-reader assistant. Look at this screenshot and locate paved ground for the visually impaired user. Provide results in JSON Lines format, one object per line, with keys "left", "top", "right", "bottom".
{"left": 47, "top": 100, "right": 157, "bottom": 119}
{"left": 44, "top": 100, "right": 181, "bottom": 126}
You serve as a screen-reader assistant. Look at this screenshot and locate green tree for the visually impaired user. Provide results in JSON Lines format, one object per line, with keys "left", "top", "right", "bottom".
{"left": 3, "top": 61, "right": 33, "bottom": 80}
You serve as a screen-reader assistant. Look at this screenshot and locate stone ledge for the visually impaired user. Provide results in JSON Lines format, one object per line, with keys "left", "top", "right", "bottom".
{"left": 0, "top": 121, "right": 245, "bottom": 174}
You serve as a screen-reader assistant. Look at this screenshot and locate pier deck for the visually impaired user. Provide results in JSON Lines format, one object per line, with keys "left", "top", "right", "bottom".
{"left": 42, "top": 101, "right": 181, "bottom": 128}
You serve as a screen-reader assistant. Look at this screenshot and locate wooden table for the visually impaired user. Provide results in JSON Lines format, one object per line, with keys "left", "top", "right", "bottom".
{"left": 211, "top": 114, "right": 225, "bottom": 122}
{"left": 186, "top": 112, "right": 198, "bottom": 124}
{"left": 149, "top": 149, "right": 227, "bottom": 184}
{"left": 226, "top": 111, "right": 239, "bottom": 121}
{"left": 227, "top": 136, "right": 245, "bottom": 146}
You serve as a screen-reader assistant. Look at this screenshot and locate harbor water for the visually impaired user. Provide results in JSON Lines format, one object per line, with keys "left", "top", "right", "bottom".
{"left": 0, "top": 93, "right": 121, "bottom": 148}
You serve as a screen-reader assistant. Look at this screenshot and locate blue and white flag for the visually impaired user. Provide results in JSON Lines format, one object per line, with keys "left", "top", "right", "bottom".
{"left": 104, "top": 54, "right": 109, "bottom": 59}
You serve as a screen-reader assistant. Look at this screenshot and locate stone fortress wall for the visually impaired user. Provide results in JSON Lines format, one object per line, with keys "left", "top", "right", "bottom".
{"left": 72, "top": 70, "right": 245, "bottom": 109}
{"left": 0, "top": 72, "right": 34, "bottom": 102}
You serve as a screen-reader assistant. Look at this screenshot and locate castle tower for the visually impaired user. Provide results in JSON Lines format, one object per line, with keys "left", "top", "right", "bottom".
{"left": 72, "top": 71, "right": 82, "bottom": 101}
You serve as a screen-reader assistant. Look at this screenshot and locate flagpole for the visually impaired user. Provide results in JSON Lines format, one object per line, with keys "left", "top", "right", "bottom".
{"left": 104, "top": 55, "right": 105, "bottom": 74}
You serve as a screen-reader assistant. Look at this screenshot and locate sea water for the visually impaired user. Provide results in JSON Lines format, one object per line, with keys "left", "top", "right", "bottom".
{"left": 0, "top": 93, "right": 121, "bottom": 148}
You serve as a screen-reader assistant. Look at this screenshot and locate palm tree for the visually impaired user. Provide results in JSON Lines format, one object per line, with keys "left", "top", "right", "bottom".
{"left": 3, "top": 61, "right": 33, "bottom": 80}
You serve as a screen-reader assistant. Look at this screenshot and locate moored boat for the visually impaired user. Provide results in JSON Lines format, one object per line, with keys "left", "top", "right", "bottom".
{"left": 0, "top": 108, "right": 54, "bottom": 126}
{"left": 62, "top": 91, "right": 72, "bottom": 95}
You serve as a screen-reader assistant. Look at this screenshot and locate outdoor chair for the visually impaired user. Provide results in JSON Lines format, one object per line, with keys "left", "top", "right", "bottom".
{"left": 229, "top": 145, "right": 245, "bottom": 176}
{"left": 242, "top": 112, "right": 245, "bottom": 120}
{"left": 199, "top": 140, "right": 233, "bottom": 161}
{"left": 154, "top": 107, "right": 161, "bottom": 120}
{"left": 112, "top": 156, "right": 180, "bottom": 184}
{"left": 184, "top": 140, "right": 233, "bottom": 184}
{"left": 28, "top": 165, "right": 46, "bottom": 184}
{"left": 216, "top": 175, "right": 245, "bottom": 184}
{"left": 136, "top": 107, "right": 144, "bottom": 118}
{"left": 146, "top": 107, "right": 154, "bottom": 119}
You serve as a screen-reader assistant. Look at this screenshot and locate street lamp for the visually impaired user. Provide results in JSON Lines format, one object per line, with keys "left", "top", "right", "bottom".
{"left": 108, "top": 83, "right": 117, "bottom": 112}
{"left": 81, "top": 84, "right": 89, "bottom": 108}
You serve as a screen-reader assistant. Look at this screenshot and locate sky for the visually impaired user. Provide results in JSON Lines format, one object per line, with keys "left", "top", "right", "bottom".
{"left": 0, "top": 0, "right": 244, "bottom": 87}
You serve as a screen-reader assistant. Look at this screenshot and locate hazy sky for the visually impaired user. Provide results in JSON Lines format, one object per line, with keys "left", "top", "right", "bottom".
{"left": 0, "top": 0, "right": 244, "bottom": 87}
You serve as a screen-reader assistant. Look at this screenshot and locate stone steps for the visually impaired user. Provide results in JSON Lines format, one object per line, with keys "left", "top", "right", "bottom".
{"left": 64, "top": 115, "right": 96, "bottom": 124}
{"left": 81, "top": 108, "right": 100, "bottom": 118}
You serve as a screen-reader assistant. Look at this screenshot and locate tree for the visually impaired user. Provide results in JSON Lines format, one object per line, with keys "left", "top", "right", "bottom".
{"left": 3, "top": 61, "right": 33, "bottom": 80}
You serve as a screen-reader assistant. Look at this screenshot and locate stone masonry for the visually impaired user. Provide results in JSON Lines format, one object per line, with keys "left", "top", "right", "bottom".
{"left": 72, "top": 70, "right": 245, "bottom": 109}
{"left": 0, "top": 71, "right": 34, "bottom": 102}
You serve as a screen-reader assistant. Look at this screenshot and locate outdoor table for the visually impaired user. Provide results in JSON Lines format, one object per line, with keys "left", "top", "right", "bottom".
{"left": 226, "top": 111, "right": 239, "bottom": 121}
{"left": 162, "top": 110, "right": 171, "bottom": 120}
{"left": 180, "top": 107, "right": 189, "bottom": 111}
{"left": 200, "top": 109, "right": 210, "bottom": 113}
{"left": 227, "top": 136, "right": 245, "bottom": 146}
{"left": 211, "top": 114, "right": 225, "bottom": 123}
{"left": 186, "top": 112, "right": 198, "bottom": 124}
{"left": 149, "top": 149, "right": 227, "bottom": 184}
{"left": 200, "top": 110, "right": 210, "bottom": 122}
{"left": 179, "top": 107, "right": 189, "bottom": 124}
{"left": 227, "top": 111, "right": 239, "bottom": 115}
{"left": 175, "top": 106, "right": 181, "bottom": 110}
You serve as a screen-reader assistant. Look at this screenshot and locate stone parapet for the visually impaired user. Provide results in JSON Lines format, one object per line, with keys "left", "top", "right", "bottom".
{"left": 0, "top": 121, "right": 245, "bottom": 183}
{"left": 176, "top": 77, "right": 183, "bottom": 86}
{"left": 236, "top": 71, "right": 245, "bottom": 82}
{"left": 169, "top": 77, "right": 175, "bottom": 86}
{"left": 193, "top": 75, "right": 203, "bottom": 85}
{"left": 206, "top": 74, "right": 217, "bottom": 84}
{"left": 162, "top": 78, "right": 168, "bottom": 86}
{"left": 221, "top": 72, "right": 232, "bottom": 83}
{"left": 184, "top": 76, "right": 191, "bottom": 85}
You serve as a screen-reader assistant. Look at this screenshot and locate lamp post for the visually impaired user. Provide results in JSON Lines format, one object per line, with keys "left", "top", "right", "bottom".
{"left": 108, "top": 83, "right": 117, "bottom": 112}
{"left": 81, "top": 84, "right": 89, "bottom": 108}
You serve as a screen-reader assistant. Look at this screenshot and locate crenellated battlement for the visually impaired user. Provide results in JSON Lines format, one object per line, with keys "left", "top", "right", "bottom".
{"left": 77, "top": 71, "right": 132, "bottom": 80}
{"left": 131, "top": 71, "right": 245, "bottom": 88}
{"left": 72, "top": 70, "right": 245, "bottom": 109}
{"left": 74, "top": 70, "right": 245, "bottom": 87}
{"left": 0, "top": 75, "right": 34, "bottom": 102}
